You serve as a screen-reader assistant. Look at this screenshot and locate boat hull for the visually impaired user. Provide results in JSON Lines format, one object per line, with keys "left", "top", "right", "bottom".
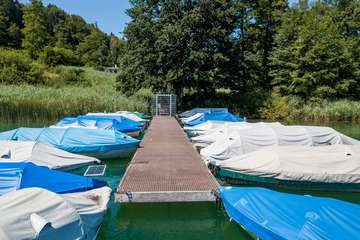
{"left": 217, "top": 168, "right": 360, "bottom": 192}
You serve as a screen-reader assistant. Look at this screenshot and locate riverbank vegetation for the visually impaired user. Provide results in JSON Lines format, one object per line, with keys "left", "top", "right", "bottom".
{"left": 117, "top": 0, "right": 360, "bottom": 121}
{"left": 0, "top": 67, "right": 152, "bottom": 122}
{"left": 0, "top": 0, "right": 359, "bottom": 122}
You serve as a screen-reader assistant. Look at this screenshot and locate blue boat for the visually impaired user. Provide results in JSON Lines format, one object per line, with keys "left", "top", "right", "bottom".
{"left": 183, "top": 112, "right": 244, "bottom": 126}
{"left": 178, "top": 108, "right": 229, "bottom": 118}
{"left": 0, "top": 162, "right": 106, "bottom": 196}
{"left": 220, "top": 186, "right": 360, "bottom": 240}
{"left": 56, "top": 115, "right": 143, "bottom": 137}
{"left": 0, "top": 127, "right": 140, "bottom": 159}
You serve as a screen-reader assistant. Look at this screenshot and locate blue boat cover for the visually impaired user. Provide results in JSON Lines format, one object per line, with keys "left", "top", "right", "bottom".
{"left": 56, "top": 115, "right": 143, "bottom": 133}
{"left": 0, "top": 162, "right": 106, "bottom": 195}
{"left": 85, "top": 114, "right": 144, "bottom": 127}
{"left": 0, "top": 127, "right": 140, "bottom": 154}
{"left": 178, "top": 108, "right": 228, "bottom": 118}
{"left": 184, "top": 112, "right": 244, "bottom": 126}
{"left": 220, "top": 186, "right": 360, "bottom": 240}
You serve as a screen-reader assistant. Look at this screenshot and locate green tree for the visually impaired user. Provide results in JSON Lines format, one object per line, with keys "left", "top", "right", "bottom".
{"left": 22, "top": 0, "right": 50, "bottom": 59}
{"left": 77, "top": 28, "right": 111, "bottom": 67}
{"left": 270, "top": 2, "right": 359, "bottom": 99}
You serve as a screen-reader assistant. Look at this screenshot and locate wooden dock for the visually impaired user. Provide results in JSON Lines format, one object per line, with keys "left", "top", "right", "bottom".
{"left": 115, "top": 116, "right": 219, "bottom": 203}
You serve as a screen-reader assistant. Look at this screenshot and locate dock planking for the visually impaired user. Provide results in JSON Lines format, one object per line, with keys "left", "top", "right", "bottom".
{"left": 115, "top": 116, "right": 219, "bottom": 203}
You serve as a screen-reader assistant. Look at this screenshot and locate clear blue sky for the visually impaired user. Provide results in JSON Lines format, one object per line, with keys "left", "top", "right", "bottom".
{"left": 19, "top": 0, "right": 299, "bottom": 38}
{"left": 19, "top": 0, "right": 131, "bottom": 37}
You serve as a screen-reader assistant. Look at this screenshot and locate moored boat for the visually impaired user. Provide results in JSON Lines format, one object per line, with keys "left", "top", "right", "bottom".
{"left": 178, "top": 108, "right": 229, "bottom": 119}
{"left": 0, "top": 186, "right": 111, "bottom": 240}
{"left": 0, "top": 127, "right": 140, "bottom": 159}
{"left": 201, "top": 125, "right": 360, "bottom": 162}
{"left": 216, "top": 145, "right": 360, "bottom": 191}
{"left": 191, "top": 122, "right": 283, "bottom": 149}
{"left": 55, "top": 115, "right": 143, "bottom": 137}
{"left": 0, "top": 162, "right": 107, "bottom": 196}
{"left": 0, "top": 140, "right": 100, "bottom": 170}
{"left": 219, "top": 186, "right": 360, "bottom": 240}
{"left": 182, "top": 112, "right": 244, "bottom": 126}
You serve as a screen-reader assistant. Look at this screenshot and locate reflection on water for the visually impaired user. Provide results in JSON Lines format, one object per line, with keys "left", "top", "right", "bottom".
{"left": 0, "top": 120, "right": 359, "bottom": 240}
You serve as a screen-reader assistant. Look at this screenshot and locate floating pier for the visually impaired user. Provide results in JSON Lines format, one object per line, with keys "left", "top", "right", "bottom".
{"left": 116, "top": 116, "right": 219, "bottom": 203}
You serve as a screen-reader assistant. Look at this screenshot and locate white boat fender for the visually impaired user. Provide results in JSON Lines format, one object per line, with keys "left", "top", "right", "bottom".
{"left": 30, "top": 213, "right": 51, "bottom": 237}
{"left": 0, "top": 148, "right": 11, "bottom": 159}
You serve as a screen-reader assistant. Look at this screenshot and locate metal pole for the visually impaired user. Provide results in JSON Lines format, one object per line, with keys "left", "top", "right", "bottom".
{"left": 169, "top": 94, "right": 172, "bottom": 116}
{"left": 155, "top": 95, "right": 158, "bottom": 116}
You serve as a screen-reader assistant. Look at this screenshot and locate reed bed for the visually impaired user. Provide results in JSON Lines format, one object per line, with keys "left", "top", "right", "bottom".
{"left": 0, "top": 68, "right": 152, "bottom": 122}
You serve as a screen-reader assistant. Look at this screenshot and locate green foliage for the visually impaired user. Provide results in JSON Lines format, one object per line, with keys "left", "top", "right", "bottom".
{"left": 117, "top": 0, "right": 287, "bottom": 99}
{"left": 270, "top": 1, "right": 360, "bottom": 99}
{"left": 260, "top": 91, "right": 360, "bottom": 122}
{"left": 43, "top": 66, "right": 89, "bottom": 87}
{"left": 0, "top": 48, "right": 44, "bottom": 84}
{"left": 259, "top": 89, "right": 290, "bottom": 120}
{"left": 0, "top": 68, "right": 152, "bottom": 122}
{"left": 39, "top": 46, "right": 80, "bottom": 66}
{"left": 21, "top": 0, "right": 50, "bottom": 59}
{"left": 77, "top": 29, "right": 111, "bottom": 67}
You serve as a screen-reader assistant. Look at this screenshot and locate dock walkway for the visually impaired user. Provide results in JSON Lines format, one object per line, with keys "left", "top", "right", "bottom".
{"left": 116, "top": 116, "right": 219, "bottom": 203}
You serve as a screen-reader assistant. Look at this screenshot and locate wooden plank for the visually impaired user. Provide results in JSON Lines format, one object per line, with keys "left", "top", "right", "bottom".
{"left": 115, "top": 116, "right": 219, "bottom": 203}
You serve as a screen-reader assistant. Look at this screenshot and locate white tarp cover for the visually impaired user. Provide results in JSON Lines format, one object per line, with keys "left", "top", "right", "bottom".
{"left": 87, "top": 112, "right": 148, "bottom": 123}
{"left": 62, "top": 187, "right": 112, "bottom": 240}
{"left": 217, "top": 145, "right": 360, "bottom": 184}
{"left": 0, "top": 186, "right": 111, "bottom": 240}
{"left": 201, "top": 125, "right": 360, "bottom": 162}
{"left": 191, "top": 122, "right": 283, "bottom": 148}
{"left": 179, "top": 113, "right": 204, "bottom": 124}
{"left": 184, "top": 121, "right": 245, "bottom": 137}
{"left": 0, "top": 141, "right": 100, "bottom": 170}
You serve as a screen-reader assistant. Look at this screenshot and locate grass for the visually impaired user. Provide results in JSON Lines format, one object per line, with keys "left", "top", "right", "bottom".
{"left": 260, "top": 91, "right": 360, "bottom": 123}
{"left": 0, "top": 67, "right": 152, "bottom": 122}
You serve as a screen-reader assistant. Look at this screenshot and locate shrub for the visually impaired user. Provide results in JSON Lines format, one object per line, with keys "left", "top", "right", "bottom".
{"left": 0, "top": 48, "right": 44, "bottom": 84}
{"left": 44, "top": 66, "right": 90, "bottom": 87}
{"left": 39, "top": 46, "right": 80, "bottom": 66}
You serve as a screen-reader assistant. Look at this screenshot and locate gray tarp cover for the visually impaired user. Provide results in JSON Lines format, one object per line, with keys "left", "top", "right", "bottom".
{"left": 217, "top": 145, "right": 360, "bottom": 184}
{"left": 201, "top": 125, "right": 360, "bottom": 162}
{"left": 0, "top": 141, "right": 100, "bottom": 170}
{"left": 0, "top": 187, "right": 111, "bottom": 240}
{"left": 191, "top": 122, "right": 283, "bottom": 148}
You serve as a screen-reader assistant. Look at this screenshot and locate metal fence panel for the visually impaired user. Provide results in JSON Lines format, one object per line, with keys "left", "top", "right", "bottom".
{"left": 151, "top": 94, "right": 177, "bottom": 116}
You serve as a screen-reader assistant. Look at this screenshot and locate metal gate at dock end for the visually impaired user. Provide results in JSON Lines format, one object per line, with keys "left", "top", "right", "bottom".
{"left": 151, "top": 94, "right": 177, "bottom": 116}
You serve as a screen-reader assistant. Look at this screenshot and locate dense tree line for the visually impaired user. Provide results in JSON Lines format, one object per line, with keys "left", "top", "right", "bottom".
{"left": 0, "top": 0, "right": 123, "bottom": 67}
{"left": 117, "top": 0, "right": 359, "bottom": 105}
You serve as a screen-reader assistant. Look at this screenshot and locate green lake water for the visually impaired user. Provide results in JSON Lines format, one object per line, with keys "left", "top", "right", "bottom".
{"left": 0, "top": 120, "right": 359, "bottom": 240}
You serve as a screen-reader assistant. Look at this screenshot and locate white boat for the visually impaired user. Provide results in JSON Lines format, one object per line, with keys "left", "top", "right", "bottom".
{"left": 0, "top": 140, "right": 100, "bottom": 171}
{"left": 0, "top": 186, "right": 111, "bottom": 240}
{"left": 184, "top": 120, "right": 233, "bottom": 137}
{"left": 216, "top": 145, "right": 360, "bottom": 191}
{"left": 179, "top": 112, "right": 204, "bottom": 124}
{"left": 191, "top": 122, "right": 283, "bottom": 148}
{"left": 87, "top": 112, "right": 149, "bottom": 125}
{"left": 201, "top": 125, "right": 360, "bottom": 163}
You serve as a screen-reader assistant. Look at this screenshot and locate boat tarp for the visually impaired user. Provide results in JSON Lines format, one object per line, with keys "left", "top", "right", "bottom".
{"left": 0, "top": 186, "right": 111, "bottom": 240}
{"left": 201, "top": 125, "right": 360, "bottom": 162}
{"left": 56, "top": 115, "right": 142, "bottom": 133}
{"left": 0, "top": 141, "right": 100, "bottom": 170}
{"left": 184, "top": 112, "right": 244, "bottom": 126}
{"left": 220, "top": 186, "right": 360, "bottom": 240}
{"left": 0, "top": 127, "right": 140, "bottom": 155}
{"left": 133, "top": 111, "right": 152, "bottom": 120}
{"left": 178, "top": 108, "right": 228, "bottom": 118}
{"left": 191, "top": 122, "right": 283, "bottom": 147}
{"left": 184, "top": 120, "right": 228, "bottom": 136}
{"left": 62, "top": 186, "right": 112, "bottom": 240}
{"left": 0, "top": 162, "right": 106, "bottom": 196}
{"left": 87, "top": 111, "right": 148, "bottom": 123}
{"left": 218, "top": 145, "right": 360, "bottom": 184}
